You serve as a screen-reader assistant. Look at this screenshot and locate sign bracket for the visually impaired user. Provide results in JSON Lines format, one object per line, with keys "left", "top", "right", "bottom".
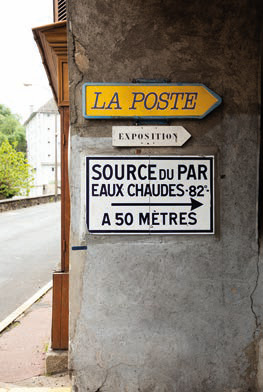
{"left": 132, "top": 78, "right": 171, "bottom": 84}
{"left": 133, "top": 119, "right": 170, "bottom": 126}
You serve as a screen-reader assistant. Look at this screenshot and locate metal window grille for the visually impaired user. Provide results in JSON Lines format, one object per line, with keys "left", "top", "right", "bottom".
{"left": 54, "top": 0, "right": 67, "bottom": 22}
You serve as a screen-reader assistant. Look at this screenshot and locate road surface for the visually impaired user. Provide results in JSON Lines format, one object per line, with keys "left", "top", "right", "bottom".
{"left": 0, "top": 202, "right": 60, "bottom": 321}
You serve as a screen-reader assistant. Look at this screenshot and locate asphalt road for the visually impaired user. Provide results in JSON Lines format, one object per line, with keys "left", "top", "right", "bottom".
{"left": 0, "top": 202, "right": 60, "bottom": 321}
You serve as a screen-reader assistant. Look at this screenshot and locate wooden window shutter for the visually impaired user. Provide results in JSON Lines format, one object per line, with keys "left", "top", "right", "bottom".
{"left": 54, "top": 0, "right": 67, "bottom": 22}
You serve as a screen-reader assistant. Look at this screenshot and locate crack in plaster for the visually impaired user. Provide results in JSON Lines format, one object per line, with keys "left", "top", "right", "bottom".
{"left": 69, "top": 30, "right": 84, "bottom": 126}
{"left": 70, "top": 362, "right": 138, "bottom": 392}
{"left": 94, "top": 371, "right": 108, "bottom": 392}
{"left": 250, "top": 252, "right": 260, "bottom": 339}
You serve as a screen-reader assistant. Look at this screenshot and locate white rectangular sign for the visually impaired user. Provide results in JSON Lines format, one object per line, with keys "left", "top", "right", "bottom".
{"left": 86, "top": 156, "right": 214, "bottom": 234}
{"left": 112, "top": 126, "right": 191, "bottom": 147}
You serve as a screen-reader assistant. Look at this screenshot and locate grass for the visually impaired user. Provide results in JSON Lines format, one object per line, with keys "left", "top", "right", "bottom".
{"left": 44, "top": 341, "right": 49, "bottom": 353}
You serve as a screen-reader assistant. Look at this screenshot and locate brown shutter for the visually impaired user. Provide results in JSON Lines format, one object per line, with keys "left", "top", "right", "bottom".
{"left": 54, "top": 0, "right": 67, "bottom": 22}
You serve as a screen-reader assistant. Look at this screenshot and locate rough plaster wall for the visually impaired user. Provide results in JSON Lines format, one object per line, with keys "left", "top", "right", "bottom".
{"left": 67, "top": 1, "right": 262, "bottom": 391}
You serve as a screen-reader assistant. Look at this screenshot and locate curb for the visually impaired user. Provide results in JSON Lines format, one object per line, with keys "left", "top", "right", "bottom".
{"left": 0, "top": 281, "right": 53, "bottom": 334}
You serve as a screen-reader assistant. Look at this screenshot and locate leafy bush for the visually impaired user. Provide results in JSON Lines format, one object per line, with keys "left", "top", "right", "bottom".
{"left": 0, "top": 140, "right": 34, "bottom": 199}
{"left": 0, "top": 104, "right": 26, "bottom": 153}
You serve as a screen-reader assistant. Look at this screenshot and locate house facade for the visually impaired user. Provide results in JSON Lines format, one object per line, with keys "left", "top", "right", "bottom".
{"left": 25, "top": 99, "right": 61, "bottom": 196}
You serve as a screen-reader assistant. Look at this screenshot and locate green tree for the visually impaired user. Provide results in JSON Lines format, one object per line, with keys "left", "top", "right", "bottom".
{"left": 0, "top": 105, "right": 26, "bottom": 153}
{"left": 0, "top": 140, "right": 34, "bottom": 199}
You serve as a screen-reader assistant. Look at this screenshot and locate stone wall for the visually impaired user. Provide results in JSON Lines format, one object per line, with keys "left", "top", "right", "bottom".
{"left": 0, "top": 194, "right": 61, "bottom": 213}
{"left": 67, "top": 1, "right": 262, "bottom": 391}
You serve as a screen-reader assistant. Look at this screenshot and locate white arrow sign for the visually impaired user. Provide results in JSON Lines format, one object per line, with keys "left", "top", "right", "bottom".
{"left": 112, "top": 126, "right": 191, "bottom": 147}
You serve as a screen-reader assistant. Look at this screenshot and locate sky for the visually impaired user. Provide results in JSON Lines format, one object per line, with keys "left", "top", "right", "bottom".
{"left": 0, "top": 0, "right": 54, "bottom": 123}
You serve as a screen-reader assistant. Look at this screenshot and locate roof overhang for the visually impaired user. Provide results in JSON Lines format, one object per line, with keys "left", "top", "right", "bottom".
{"left": 32, "top": 21, "right": 69, "bottom": 108}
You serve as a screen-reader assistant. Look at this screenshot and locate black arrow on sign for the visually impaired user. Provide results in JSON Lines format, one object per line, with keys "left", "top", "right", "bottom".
{"left": 111, "top": 198, "right": 203, "bottom": 211}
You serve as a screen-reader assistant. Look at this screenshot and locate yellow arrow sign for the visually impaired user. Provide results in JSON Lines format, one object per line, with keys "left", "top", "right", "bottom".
{"left": 82, "top": 83, "right": 221, "bottom": 119}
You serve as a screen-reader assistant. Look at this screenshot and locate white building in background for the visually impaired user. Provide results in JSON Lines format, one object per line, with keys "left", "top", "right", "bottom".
{"left": 25, "top": 99, "right": 61, "bottom": 197}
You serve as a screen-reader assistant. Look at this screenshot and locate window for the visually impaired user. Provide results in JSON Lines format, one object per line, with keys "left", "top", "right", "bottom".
{"left": 54, "top": 0, "right": 66, "bottom": 22}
